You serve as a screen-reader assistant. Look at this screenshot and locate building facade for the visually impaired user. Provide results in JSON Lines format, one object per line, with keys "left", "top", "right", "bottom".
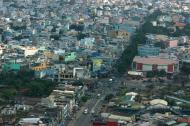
{"left": 132, "top": 56, "right": 179, "bottom": 73}
{"left": 138, "top": 45, "right": 160, "bottom": 56}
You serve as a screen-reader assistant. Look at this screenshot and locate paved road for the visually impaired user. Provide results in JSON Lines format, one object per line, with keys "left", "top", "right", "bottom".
{"left": 67, "top": 96, "right": 101, "bottom": 126}
{"left": 67, "top": 78, "right": 121, "bottom": 126}
{"left": 166, "top": 95, "right": 190, "bottom": 104}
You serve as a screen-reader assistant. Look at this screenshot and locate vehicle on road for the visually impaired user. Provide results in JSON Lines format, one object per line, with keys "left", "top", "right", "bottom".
{"left": 97, "top": 94, "right": 101, "bottom": 97}
{"left": 118, "top": 120, "right": 127, "bottom": 125}
{"left": 91, "top": 109, "right": 95, "bottom": 114}
{"left": 83, "top": 108, "right": 89, "bottom": 114}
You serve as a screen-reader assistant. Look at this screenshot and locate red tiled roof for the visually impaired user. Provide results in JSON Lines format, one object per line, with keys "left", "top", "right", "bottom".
{"left": 175, "top": 22, "right": 186, "bottom": 27}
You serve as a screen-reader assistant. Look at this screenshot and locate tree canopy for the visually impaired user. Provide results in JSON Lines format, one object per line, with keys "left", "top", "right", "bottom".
{"left": 0, "top": 70, "right": 55, "bottom": 98}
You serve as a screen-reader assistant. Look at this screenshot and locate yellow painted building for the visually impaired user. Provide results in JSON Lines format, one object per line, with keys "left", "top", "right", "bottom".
{"left": 92, "top": 59, "right": 103, "bottom": 71}
{"left": 109, "top": 30, "right": 129, "bottom": 39}
{"left": 31, "top": 62, "right": 49, "bottom": 71}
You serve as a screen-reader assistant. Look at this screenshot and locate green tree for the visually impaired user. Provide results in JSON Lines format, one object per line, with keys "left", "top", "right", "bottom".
{"left": 77, "top": 32, "right": 87, "bottom": 40}
{"left": 0, "top": 70, "right": 55, "bottom": 98}
{"left": 1, "top": 89, "right": 16, "bottom": 101}
{"left": 136, "top": 1, "right": 143, "bottom": 8}
{"left": 105, "top": 94, "right": 114, "bottom": 102}
{"left": 158, "top": 70, "right": 166, "bottom": 77}
{"left": 147, "top": 71, "right": 155, "bottom": 78}
{"left": 81, "top": 96, "right": 89, "bottom": 103}
{"left": 181, "top": 64, "right": 190, "bottom": 75}
{"left": 148, "top": 6, "right": 153, "bottom": 10}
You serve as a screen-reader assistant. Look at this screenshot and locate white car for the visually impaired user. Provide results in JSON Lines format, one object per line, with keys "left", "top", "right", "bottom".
{"left": 97, "top": 94, "right": 101, "bottom": 97}
{"left": 91, "top": 109, "right": 95, "bottom": 114}
{"left": 109, "top": 78, "right": 113, "bottom": 82}
{"left": 118, "top": 120, "right": 127, "bottom": 124}
{"left": 83, "top": 108, "right": 88, "bottom": 114}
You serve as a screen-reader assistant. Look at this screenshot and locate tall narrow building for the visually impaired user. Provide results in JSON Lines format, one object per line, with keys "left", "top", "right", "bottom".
{"left": 0, "top": 0, "right": 3, "bottom": 8}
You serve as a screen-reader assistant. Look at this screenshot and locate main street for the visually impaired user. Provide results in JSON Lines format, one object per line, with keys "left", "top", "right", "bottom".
{"left": 67, "top": 77, "right": 122, "bottom": 126}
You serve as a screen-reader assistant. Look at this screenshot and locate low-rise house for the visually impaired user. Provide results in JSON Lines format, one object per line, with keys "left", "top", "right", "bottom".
{"left": 157, "top": 15, "right": 173, "bottom": 22}
{"left": 20, "top": 46, "right": 39, "bottom": 57}
{"left": 167, "top": 39, "right": 178, "bottom": 48}
{"left": 1, "top": 106, "right": 16, "bottom": 125}
{"left": 64, "top": 52, "right": 77, "bottom": 62}
{"left": 177, "top": 117, "right": 190, "bottom": 125}
{"left": 2, "top": 63, "right": 21, "bottom": 71}
{"left": 149, "top": 99, "right": 168, "bottom": 106}
{"left": 109, "top": 23, "right": 135, "bottom": 40}
{"left": 18, "top": 118, "right": 45, "bottom": 126}
{"left": 175, "top": 22, "right": 186, "bottom": 29}
{"left": 118, "top": 92, "right": 139, "bottom": 107}
{"left": 97, "top": 16, "right": 110, "bottom": 24}
{"left": 79, "top": 37, "right": 95, "bottom": 49}
{"left": 96, "top": 7, "right": 103, "bottom": 17}
{"left": 92, "top": 58, "right": 103, "bottom": 72}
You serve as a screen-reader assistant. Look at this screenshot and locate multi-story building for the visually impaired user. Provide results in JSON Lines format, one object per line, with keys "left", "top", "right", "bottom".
{"left": 53, "top": 64, "right": 74, "bottom": 82}
{"left": 138, "top": 45, "right": 160, "bottom": 57}
{"left": 53, "top": 64, "right": 90, "bottom": 82}
{"left": 31, "top": 62, "right": 49, "bottom": 71}
{"left": 0, "top": 0, "right": 2, "bottom": 8}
